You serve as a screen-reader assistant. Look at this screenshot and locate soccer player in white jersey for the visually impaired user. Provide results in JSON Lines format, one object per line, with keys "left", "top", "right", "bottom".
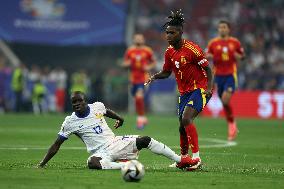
{"left": 38, "top": 91, "right": 199, "bottom": 170}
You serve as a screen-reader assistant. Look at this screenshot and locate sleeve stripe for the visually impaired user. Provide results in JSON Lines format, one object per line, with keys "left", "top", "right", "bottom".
{"left": 184, "top": 44, "right": 201, "bottom": 56}
{"left": 198, "top": 59, "right": 208, "bottom": 65}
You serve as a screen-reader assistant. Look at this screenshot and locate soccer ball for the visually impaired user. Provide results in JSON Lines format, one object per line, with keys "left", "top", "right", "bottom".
{"left": 121, "top": 160, "right": 145, "bottom": 182}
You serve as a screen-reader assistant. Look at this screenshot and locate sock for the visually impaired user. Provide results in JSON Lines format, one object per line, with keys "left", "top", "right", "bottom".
{"left": 223, "top": 104, "right": 234, "bottom": 123}
{"left": 179, "top": 128, "right": 189, "bottom": 155}
{"left": 99, "top": 159, "right": 127, "bottom": 170}
{"left": 185, "top": 123, "right": 199, "bottom": 153}
{"left": 135, "top": 96, "right": 145, "bottom": 116}
{"left": 192, "top": 152, "right": 200, "bottom": 159}
{"left": 148, "top": 138, "right": 181, "bottom": 163}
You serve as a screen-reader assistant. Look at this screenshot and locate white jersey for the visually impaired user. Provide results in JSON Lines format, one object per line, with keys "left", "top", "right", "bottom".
{"left": 58, "top": 102, "right": 115, "bottom": 153}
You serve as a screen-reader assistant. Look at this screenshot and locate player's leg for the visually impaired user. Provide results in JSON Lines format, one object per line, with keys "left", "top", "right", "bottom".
{"left": 179, "top": 119, "right": 189, "bottom": 155}
{"left": 136, "top": 136, "right": 198, "bottom": 168}
{"left": 133, "top": 84, "right": 147, "bottom": 129}
{"left": 87, "top": 156, "right": 126, "bottom": 170}
{"left": 181, "top": 89, "right": 211, "bottom": 170}
{"left": 177, "top": 95, "right": 190, "bottom": 156}
{"left": 181, "top": 106, "right": 200, "bottom": 159}
{"left": 168, "top": 122, "right": 189, "bottom": 168}
{"left": 221, "top": 75, "right": 237, "bottom": 141}
{"left": 177, "top": 91, "right": 203, "bottom": 158}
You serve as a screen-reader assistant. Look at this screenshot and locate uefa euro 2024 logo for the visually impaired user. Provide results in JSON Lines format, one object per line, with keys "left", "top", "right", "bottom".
{"left": 20, "top": 0, "right": 65, "bottom": 19}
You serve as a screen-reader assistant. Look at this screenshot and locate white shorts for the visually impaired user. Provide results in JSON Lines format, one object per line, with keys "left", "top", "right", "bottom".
{"left": 88, "top": 135, "right": 140, "bottom": 162}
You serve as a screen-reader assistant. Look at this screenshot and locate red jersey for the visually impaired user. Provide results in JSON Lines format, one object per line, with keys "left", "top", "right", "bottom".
{"left": 207, "top": 37, "right": 244, "bottom": 76}
{"left": 163, "top": 39, "right": 209, "bottom": 95}
{"left": 124, "top": 46, "right": 155, "bottom": 84}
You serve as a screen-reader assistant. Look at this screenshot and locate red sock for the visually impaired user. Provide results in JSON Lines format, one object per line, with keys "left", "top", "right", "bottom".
{"left": 135, "top": 96, "right": 145, "bottom": 116}
{"left": 185, "top": 123, "right": 199, "bottom": 153}
{"left": 223, "top": 104, "right": 234, "bottom": 123}
{"left": 179, "top": 128, "right": 189, "bottom": 155}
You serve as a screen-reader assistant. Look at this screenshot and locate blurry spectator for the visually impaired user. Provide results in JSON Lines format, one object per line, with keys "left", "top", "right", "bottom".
{"left": 0, "top": 56, "right": 7, "bottom": 113}
{"left": 28, "top": 64, "right": 41, "bottom": 84}
{"left": 103, "top": 68, "right": 128, "bottom": 110}
{"left": 70, "top": 69, "right": 90, "bottom": 96}
{"left": 135, "top": 0, "right": 284, "bottom": 90}
{"left": 49, "top": 67, "right": 67, "bottom": 112}
{"left": 11, "top": 63, "right": 25, "bottom": 112}
{"left": 32, "top": 79, "right": 47, "bottom": 114}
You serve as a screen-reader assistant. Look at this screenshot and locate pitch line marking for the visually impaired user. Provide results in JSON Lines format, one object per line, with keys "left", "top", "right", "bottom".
{"left": 0, "top": 138, "right": 237, "bottom": 150}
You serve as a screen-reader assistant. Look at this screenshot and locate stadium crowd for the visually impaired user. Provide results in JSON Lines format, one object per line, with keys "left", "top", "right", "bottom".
{"left": 0, "top": 57, "right": 128, "bottom": 114}
{"left": 0, "top": 0, "right": 283, "bottom": 114}
{"left": 135, "top": 0, "right": 284, "bottom": 90}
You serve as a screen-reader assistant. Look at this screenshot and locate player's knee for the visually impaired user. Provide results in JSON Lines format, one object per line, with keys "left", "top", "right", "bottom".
{"left": 222, "top": 99, "right": 230, "bottom": 106}
{"left": 221, "top": 93, "right": 231, "bottom": 105}
{"left": 181, "top": 117, "right": 193, "bottom": 127}
{"left": 87, "top": 156, "right": 102, "bottom": 170}
{"left": 136, "top": 136, "right": 151, "bottom": 150}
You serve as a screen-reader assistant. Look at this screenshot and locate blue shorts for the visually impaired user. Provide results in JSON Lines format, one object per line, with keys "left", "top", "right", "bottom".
{"left": 131, "top": 83, "right": 145, "bottom": 96}
{"left": 178, "top": 88, "right": 211, "bottom": 117}
{"left": 215, "top": 75, "right": 237, "bottom": 98}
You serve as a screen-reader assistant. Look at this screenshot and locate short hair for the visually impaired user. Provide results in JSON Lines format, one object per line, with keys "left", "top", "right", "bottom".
{"left": 71, "top": 91, "right": 87, "bottom": 100}
{"left": 163, "top": 9, "right": 185, "bottom": 29}
{"left": 218, "top": 20, "right": 231, "bottom": 28}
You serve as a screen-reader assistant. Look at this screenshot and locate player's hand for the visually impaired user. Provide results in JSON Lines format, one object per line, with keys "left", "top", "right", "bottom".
{"left": 202, "top": 89, "right": 213, "bottom": 98}
{"left": 234, "top": 52, "right": 243, "bottom": 61}
{"left": 114, "top": 119, "right": 124, "bottom": 129}
{"left": 144, "top": 75, "right": 155, "bottom": 86}
{"left": 36, "top": 163, "right": 45, "bottom": 168}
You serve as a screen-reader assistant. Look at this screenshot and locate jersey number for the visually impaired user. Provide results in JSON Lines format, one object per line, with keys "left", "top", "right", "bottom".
{"left": 93, "top": 126, "right": 103, "bottom": 134}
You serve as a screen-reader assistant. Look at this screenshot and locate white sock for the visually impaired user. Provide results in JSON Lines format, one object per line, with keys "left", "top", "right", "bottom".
{"left": 147, "top": 138, "right": 181, "bottom": 163}
{"left": 99, "top": 159, "right": 126, "bottom": 170}
{"left": 192, "top": 152, "right": 200, "bottom": 159}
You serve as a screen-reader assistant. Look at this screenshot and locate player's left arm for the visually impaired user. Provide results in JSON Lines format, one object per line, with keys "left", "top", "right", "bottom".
{"left": 145, "top": 48, "right": 157, "bottom": 71}
{"left": 203, "top": 65, "right": 214, "bottom": 97}
{"left": 234, "top": 40, "right": 245, "bottom": 61}
{"left": 105, "top": 109, "right": 124, "bottom": 129}
{"left": 195, "top": 50, "right": 214, "bottom": 97}
{"left": 121, "top": 49, "right": 131, "bottom": 68}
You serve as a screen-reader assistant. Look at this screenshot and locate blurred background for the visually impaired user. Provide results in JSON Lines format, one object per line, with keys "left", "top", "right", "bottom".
{"left": 0, "top": 0, "right": 283, "bottom": 119}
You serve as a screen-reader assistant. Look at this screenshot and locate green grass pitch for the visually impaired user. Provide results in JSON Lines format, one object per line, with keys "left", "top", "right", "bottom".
{"left": 0, "top": 114, "right": 283, "bottom": 189}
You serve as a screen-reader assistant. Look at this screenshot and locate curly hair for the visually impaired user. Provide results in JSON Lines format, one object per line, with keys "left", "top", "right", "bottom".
{"left": 163, "top": 9, "right": 185, "bottom": 29}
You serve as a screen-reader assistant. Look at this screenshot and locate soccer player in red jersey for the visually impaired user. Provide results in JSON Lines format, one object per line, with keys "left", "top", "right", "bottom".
{"left": 206, "top": 20, "right": 245, "bottom": 141}
{"left": 145, "top": 10, "right": 213, "bottom": 170}
{"left": 123, "top": 34, "right": 156, "bottom": 129}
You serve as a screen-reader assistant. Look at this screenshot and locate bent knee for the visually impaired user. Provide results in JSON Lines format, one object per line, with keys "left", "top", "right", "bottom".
{"left": 181, "top": 118, "right": 193, "bottom": 127}
{"left": 87, "top": 156, "right": 102, "bottom": 170}
{"left": 136, "top": 136, "right": 151, "bottom": 150}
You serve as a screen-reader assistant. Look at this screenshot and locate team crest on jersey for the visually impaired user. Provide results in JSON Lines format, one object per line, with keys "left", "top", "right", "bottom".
{"left": 175, "top": 61, "right": 180, "bottom": 68}
{"left": 95, "top": 113, "right": 103, "bottom": 119}
{"left": 217, "top": 45, "right": 221, "bottom": 50}
{"left": 229, "top": 43, "right": 235, "bottom": 50}
{"left": 180, "top": 56, "right": 186, "bottom": 64}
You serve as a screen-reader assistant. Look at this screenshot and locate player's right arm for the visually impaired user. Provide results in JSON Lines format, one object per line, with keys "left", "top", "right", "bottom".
{"left": 144, "top": 70, "right": 171, "bottom": 86}
{"left": 38, "top": 136, "right": 65, "bottom": 168}
{"left": 121, "top": 48, "right": 131, "bottom": 68}
{"left": 144, "top": 49, "right": 172, "bottom": 85}
{"left": 38, "top": 116, "right": 71, "bottom": 168}
{"left": 205, "top": 39, "right": 214, "bottom": 60}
